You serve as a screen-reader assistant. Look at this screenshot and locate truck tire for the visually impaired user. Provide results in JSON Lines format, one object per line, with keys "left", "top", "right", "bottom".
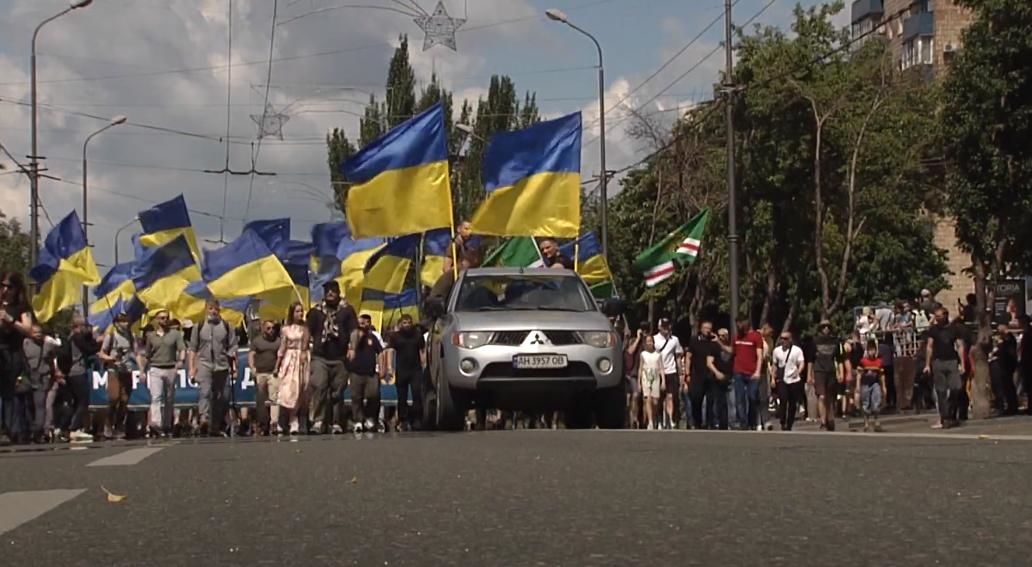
{"left": 435, "top": 373, "right": 467, "bottom": 431}
{"left": 593, "top": 384, "right": 625, "bottom": 429}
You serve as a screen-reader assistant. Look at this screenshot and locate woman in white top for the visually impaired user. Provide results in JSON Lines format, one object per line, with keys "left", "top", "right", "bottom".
{"left": 638, "top": 335, "right": 663, "bottom": 430}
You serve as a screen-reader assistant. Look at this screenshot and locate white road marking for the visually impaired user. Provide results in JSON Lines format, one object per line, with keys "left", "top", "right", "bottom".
{"left": 86, "top": 447, "right": 165, "bottom": 467}
{"left": 0, "top": 489, "right": 86, "bottom": 535}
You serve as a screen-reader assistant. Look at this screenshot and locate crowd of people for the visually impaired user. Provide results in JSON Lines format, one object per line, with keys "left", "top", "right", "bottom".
{"left": 0, "top": 269, "right": 432, "bottom": 445}
{"left": 620, "top": 290, "right": 1032, "bottom": 433}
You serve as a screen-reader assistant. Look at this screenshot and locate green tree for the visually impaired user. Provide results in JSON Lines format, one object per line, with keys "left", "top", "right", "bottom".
{"left": 385, "top": 34, "right": 416, "bottom": 128}
{"left": 326, "top": 127, "right": 357, "bottom": 215}
{"left": 416, "top": 72, "right": 455, "bottom": 154}
{"left": 942, "top": 0, "right": 1032, "bottom": 417}
{"left": 0, "top": 210, "right": 30, "bottom": 275}
{"left": 359, "top": 93, "right": 385, "bottom": 147}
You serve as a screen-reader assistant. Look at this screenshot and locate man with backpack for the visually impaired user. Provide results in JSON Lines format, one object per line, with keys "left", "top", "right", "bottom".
{"left": 189, "top": 299, "right": 238, "bottom": 436}
{"left": 98, "top": 312, "right": 138, "bottom": 440}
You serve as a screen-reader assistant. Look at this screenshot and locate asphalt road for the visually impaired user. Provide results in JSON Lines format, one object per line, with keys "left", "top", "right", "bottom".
{"left": 2, "top": 428, "right": 1031, "bottom": 566}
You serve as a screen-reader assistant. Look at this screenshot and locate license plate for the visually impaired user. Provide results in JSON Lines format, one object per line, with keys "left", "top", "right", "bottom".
{"left": 513, "top": 354, "right": 568, "bottom": 369}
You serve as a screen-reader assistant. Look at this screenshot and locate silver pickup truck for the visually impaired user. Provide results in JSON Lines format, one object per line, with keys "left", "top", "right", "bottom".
{"left": 425, "top": 267, "right": 626, "bottom": 430}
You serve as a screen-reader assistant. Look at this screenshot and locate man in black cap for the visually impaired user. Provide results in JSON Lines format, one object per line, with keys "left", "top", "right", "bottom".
{"left": 307, "top": 281, "right": 357, "bottom": 434}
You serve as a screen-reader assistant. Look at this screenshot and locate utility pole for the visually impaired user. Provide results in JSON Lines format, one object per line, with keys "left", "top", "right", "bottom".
{"left": 723, "top": 0, "right": 740, "bottom": 330}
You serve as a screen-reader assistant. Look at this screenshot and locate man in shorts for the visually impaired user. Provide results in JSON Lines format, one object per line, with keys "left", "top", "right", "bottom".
{"left": 809, "top": 319, "right": 848, "bottom": 431}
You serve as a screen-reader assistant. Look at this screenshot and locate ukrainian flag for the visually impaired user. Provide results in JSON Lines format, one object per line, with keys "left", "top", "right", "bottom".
{"left": 310, "top": 222, "right": 383, "bottom": 304}
{"left": 244, "top": 218, "right": 290, "bottom": 258}
{"left": 131, "top": 235, "right": 201, "bottom": 312}
{"left": 364, "top": 234, "right": 420, "bottom": 295}
{"left": 421, "top": 228, "right": 452, "bottom": 287}
{"left": 203, "top": 229, "right": 295, "bottom": 300}
{"left": 30, "top": 211, "right": 102, "bottom": 322}
{"left": 91, "top": 262, "right": 136, "bottom": 311}
{"left": 471, "top": 112, "right": 582, "bottom": 238}
{"left": 341, "top": 103, "right": 453, "bottom": 238}
{"left": 177, "top": 280, "right": 250, "bottom": 327}
{"left": 361, "top": 288, "right": 419, "bottom": 331}
{"left": 87, "top": 295, "right": 125, "bottom": 333}
{"left": 559, "top": 232, "right": 611, "bottom": 285}
{"left": 137, "top": 194, "right": 201, "bottom": 261}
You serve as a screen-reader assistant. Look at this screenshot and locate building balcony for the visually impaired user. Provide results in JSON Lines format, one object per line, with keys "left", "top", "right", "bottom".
{"left": 902, "top": 11, "right": 935, "bottom": 41}
{"left": 851, "top": 0, "right": 884, "bottom": 24}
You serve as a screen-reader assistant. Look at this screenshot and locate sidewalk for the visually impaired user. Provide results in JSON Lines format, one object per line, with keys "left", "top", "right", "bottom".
{"left": 792, "top": 412, "right": 1032, "bottom": 437}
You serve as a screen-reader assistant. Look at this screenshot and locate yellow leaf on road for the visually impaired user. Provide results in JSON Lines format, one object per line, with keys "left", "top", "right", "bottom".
{"left": 101, "top": 485, "right": 128, "bottom": 503}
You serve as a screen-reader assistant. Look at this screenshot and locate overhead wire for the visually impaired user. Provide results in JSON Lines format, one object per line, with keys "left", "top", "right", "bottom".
{"left": 244, "top": 0, "right": 280, "bottom": 222}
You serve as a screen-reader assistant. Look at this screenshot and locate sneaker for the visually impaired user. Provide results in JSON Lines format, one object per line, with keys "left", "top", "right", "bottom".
{"left": 0, "top": 433, "right": 10, "bottom": 446}
{"left": 353, "top": 422, "right": 363, "bottom": 434}
{"left": 70, "top": 430, "right": 93, "bottom": 443}
{"left": 363, "top": 419, "right": 375, "bottom": 432}
{"left": 148, "top": 426, "right": 162, "bottom": 439}
{"left": 311, "top": 420, "right": 324, "bottom": 434}
{"left": 873, "top": 423, "right": 883, "bottom": 433}
{"left": 331, "top": 424, "right": 344, "bottom": 435}
{"left": 102, "top": 426, "right": 114, "bottom": 440}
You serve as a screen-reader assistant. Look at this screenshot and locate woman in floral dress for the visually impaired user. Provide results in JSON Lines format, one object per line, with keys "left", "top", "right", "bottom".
{"left": 276, "top": 302, "right": 310, "bottom": 435}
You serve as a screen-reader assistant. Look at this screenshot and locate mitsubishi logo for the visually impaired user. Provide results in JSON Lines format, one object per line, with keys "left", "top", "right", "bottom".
{"left": 529, "top": 333, "right": 546, "bottom": 345}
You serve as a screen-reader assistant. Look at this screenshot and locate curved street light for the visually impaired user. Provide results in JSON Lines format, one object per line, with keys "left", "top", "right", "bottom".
{"left": 82, "top": 115, "right": 127, "bottom": 312}
{"left": 545, "top": 8, "right": 608, "bottom": 262}
{"left": 29, "top": 0, "right": 94, "bottom": 268}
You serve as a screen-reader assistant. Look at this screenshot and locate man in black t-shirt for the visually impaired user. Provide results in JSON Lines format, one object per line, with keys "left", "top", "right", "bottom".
{"left": 388, "top": 314, "right": 426, "bottom": 431}
{"left": 924, "top": 307, "right": 965, "bottom": 429}
{"left": 685, "top": 321, "right": 716, "bottom": 430}
{"left": 809, "top": 320, "right": 846, "bottom": 431}
{"left": 307, "top": 281, "right": 358, "bottom": 434}
{"left": 539, "top": 238, "right": 574, "bottom": 270}
{"left": 349, "top": 314, "right": 384, "bottom": 433}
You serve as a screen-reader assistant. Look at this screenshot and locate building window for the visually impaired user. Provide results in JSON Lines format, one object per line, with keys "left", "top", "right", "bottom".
{"left": 851, "top": 17, "right": 875, "bottom": 43}
{"left": 901, "top": 36, "right": 935, "bottom": 70}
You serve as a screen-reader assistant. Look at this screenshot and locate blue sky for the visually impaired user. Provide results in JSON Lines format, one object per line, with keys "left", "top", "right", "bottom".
{"left": 0, "top": 0, "right": 848, "bottom": 267}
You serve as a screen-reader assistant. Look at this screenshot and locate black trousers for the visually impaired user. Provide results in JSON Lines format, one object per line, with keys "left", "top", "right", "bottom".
{"left": 990, "top": 363, "right": 1019, "bottom": 415}
{"left": 395, "top": 369, "right": 422, "bottom": 422}
{"left": 689, "top": 381, "right": 707, "bottom": 429}
{"left": 349, "top": 373, "right": 381, "bottom": 424}
{"left": 884, "top": 365, "right": 896, "bottom": 409}
{"left": 706, "top": 377, "right": 729, "bottom": 430}
{"left": 1022, "top": 365, "right": 1032, "bottom": 414}
{"left": 777, "top": 380, "right": 805, "bottom": 430}
{"left": 62, "top": 374, "right": 90, "bottom": 432}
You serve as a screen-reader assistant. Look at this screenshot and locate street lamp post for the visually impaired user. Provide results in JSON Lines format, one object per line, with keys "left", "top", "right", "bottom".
{"left": 30, "top": 0, "right": 94, "bottom": 269}
{"left": 82, "top": 115, "right": 127, "bottom": 312}
{"left": 546, "top": 8, "right": 608, "bottom": 262}
{"left": 113, "top": 217, "right": 138, "bottom": 266}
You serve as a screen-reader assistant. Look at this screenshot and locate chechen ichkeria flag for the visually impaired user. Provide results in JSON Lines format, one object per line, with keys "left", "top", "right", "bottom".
{"left": 30, "top": 211, "right": 101, "bottom": 322}
{"left": 471, "top": 112, "right": 581, "bottom": 237}
{"left": 340, "top": 103, "right": 453, "bottom": 238}
{"left": 633, "top": 209, "right": 709, "bottom": 288}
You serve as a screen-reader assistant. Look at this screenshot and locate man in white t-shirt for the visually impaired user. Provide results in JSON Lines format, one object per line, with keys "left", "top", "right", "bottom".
{"left": 652, "top": 318, "right": 685, "bottom": 429}
{"left": 772, "top": 331, "right": 806, "bottom": 431}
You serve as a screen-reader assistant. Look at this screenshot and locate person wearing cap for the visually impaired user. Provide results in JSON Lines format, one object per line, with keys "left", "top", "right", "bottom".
{"left": 652, "top": 318, "right": 685, "bottom": 429}
{"left": 307, "top": 280, "right": 358, "bottom": 434}
{"left": 98, "top": 312, "right": 138, "bottom": 440}
{"left": 808, "top": 319, "right": 848, "bottom": 431}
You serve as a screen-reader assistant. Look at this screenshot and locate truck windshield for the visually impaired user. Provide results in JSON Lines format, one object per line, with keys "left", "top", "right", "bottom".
{"left": 454, "top": 275, "right": 595, "bottom": 313}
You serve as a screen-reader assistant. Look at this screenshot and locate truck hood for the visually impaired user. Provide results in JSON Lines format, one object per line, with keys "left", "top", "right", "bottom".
{"left": 448, "top": 310, "right": 611, "bottom": 332}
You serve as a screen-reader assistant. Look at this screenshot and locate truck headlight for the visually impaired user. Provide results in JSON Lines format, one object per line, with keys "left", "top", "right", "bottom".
{"left": 452, "top": 331, "right": 494, "bottom": 349}
{"left": 578, "top": 331, "right": 616, "bottom": 348}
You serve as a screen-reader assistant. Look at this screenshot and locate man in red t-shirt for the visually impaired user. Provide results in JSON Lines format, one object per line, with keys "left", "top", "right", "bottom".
{"left": 732, "top": 318, "right": 765, "bottom": 430}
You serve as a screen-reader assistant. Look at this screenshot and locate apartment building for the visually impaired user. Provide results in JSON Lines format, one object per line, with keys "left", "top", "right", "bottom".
{"left": 851, "top": 0, "right": 975, "bottom": 310}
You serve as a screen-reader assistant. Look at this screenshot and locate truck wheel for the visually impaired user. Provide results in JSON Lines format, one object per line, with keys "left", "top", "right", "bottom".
{"left": 421, "top": 390, "right": 438, "bottom": 431}
{"left": 594, "top": 385, "right": 625, "bottom": 429}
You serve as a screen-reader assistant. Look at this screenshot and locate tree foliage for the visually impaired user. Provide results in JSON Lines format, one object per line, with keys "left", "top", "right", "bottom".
{"left": 0, "top": 210, "right": 30, "bottom": 275}
{"left": 608, "top": 3, "right": 947, "bottom": 334}
{"left": 942, "top": 0, "right": 1032, "bottom": 342}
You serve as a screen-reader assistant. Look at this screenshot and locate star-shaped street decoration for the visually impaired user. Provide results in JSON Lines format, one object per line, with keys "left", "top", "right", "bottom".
{"left": 250, "top": 103, "right": 290, "bottom": 140}
{"left": 414, "top": 0, "right": 465, "bottom": 51}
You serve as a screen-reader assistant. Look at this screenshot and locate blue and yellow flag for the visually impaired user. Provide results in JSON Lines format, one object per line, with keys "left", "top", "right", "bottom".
{"left": 137, "top": 194, "right": 201, "bottom": 261}
{"left": 244, "top": 218, "right": 290, "bottom": 259}
{"left": 310, "top": 222, "right": 383, "bottom": 304}
{"left": 361, "top": 288, "right": 419, "bottom": 332}
{"left": 341, "top": 103, "right": 453, "bottom": 238}
{"left": 203, "top": 229, "right": 295, "bottom": 301}
{"left": 559, "top": 232, "right": 614, "bottom": 299}
{"left": 92, "top": 262, "right": 136, "bottom": 309}
{"left": 30, "top": 211, "right": 101, "bottom": 322}
{"left": 87, "top": 295, "right": 125, "bottom": 333}
{"left": 421, "top": 228, "right": 452, "bottom": 287}
{"left": 364, "top": 234, "right": 420, "bottom": 296}
{"left": 471, "top": 112, "right": 582, "bottom": 238}
{"left": 177, "top": 280, "right": 249, "bottom": 327}
{"left": 131, "top": 235, "right": 201, "bottom": 312}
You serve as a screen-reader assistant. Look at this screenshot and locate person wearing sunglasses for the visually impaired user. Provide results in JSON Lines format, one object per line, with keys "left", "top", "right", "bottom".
{"left": 772, "top": 332, "right": 805, "bottom": 431}
{"left": 141, "top": 310, "right": 186, "bottom": 438}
